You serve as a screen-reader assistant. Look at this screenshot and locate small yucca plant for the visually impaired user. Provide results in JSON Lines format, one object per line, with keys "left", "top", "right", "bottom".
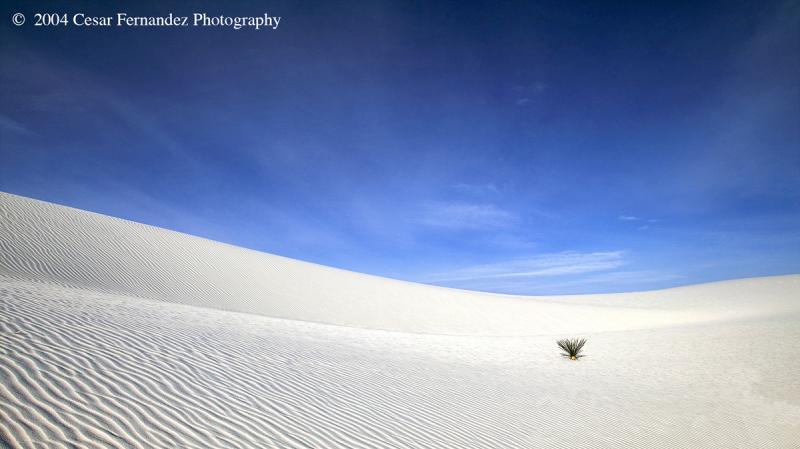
{"left": 557, "top": 338, "right": 587, "bottom": 360}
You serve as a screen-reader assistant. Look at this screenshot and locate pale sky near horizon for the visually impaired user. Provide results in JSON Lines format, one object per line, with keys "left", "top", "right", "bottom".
{"left": 1, "top": 0, "right": 798, "bottom": 294}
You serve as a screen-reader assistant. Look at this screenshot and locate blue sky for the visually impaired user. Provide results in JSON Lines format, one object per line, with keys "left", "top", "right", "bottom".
{"left": 1, "top": 0, "right": 798, "bottom": 294}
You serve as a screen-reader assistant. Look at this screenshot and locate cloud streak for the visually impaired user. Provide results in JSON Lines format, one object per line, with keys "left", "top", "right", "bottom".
{"left": 426, "top": 250, "right": 625, "bottom": 283}
{"left": 415, "top": 202, "right": 517, "bottom": 230}
{"left": 0, "top": 115, "right": 33, "bottom": 136}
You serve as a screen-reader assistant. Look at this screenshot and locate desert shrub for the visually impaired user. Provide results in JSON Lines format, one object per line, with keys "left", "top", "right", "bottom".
{"left": 557, "top": 338, "right": 587, "bottom": 360}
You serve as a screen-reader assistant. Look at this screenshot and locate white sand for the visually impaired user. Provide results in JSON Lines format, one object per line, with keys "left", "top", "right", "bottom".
{"left": 1, "top": 191, "right": 798, "bottom": 448}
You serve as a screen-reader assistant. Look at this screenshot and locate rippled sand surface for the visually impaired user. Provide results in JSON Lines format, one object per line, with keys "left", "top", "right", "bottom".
{"left": 2, "top": 192, "right": 798, "bottom": 448}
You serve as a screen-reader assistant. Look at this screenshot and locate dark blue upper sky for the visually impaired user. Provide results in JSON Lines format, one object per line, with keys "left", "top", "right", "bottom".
{"left": 2, "top": 0, "right": 798, "bottom": 294}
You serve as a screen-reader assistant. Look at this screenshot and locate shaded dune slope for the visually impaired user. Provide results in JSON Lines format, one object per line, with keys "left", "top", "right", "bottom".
{"left": 1, "top": 191, "right": 798, "bottom": 335}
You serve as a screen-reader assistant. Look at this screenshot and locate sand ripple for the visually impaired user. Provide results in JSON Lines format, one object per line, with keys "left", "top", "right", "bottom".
{"left": 1, "top": 192, "right": 799, "bottom": 448}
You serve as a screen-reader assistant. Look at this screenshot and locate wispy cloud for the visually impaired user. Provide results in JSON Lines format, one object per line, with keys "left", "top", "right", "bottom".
{"left": 2, "top": 45, "right": 196, "bottom": 165}
{"left": 539, "top": 270, "right": 685, "bottom": 289}
{"left": 425, "top": 250, "right": 625, "bottom": 283}
{"left": 417, "top": 253, "right": 690, "bottom": 295}
{"left": 451, "top": 182, "right": 500, "bottom": 195}
{"left": 0, "top": 115, "right": 33, "bottom": 136}
{"left": 513, "top": 81, "right": 547, "bottom": 106}
{"left": 619, "top": 215, "right": 660, "bottom": 230}
{"left": 485, "top": 269, "right": 686, "bottom": 295}
{"left": 415, "top": 202, "right": 517, "bottom": 230}
{"left": 579, "top": 270, "right": 684, "bottom": 285}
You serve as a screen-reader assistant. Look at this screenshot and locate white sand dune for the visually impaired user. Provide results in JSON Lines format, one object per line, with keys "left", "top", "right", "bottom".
{"left": 1, "top": 191, "right": 799, "bottom": 448}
